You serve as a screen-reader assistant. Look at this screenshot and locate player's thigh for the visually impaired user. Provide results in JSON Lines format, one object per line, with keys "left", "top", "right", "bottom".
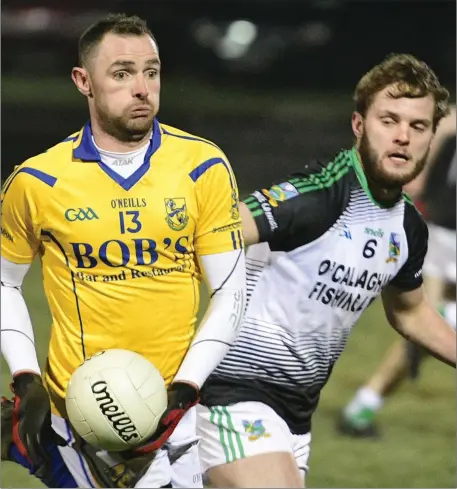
{"left": 134, "top": 449, "right": 172, "bottom": 488}
{"left": 136, "top": 407, "right": 203, "bottom": 488}
{"left": 169, "top": 441, "right": 202, "bottom": 488}
{"left": 136, "top": 446, "right": 202, "bottom": 488}
{"left": 168, "top": 406, "right": 203, "bottom": 487}
{"left": 196, "top": 402, "right": 303, "bottom": 488}
{"left": 207, "top": 452, "right": 303, "bottom": 488}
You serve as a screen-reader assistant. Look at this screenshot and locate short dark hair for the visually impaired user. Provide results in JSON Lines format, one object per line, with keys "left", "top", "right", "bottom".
{"left": 78, "top": 13, "right": 156, "bottom": 68}
{"left": 354, "top": 53, "right": 450, "bottom": 130}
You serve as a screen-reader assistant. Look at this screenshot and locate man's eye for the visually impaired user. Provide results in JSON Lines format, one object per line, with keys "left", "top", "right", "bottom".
{"left": 114, "top": 71, "right": 128, "bottom": 80}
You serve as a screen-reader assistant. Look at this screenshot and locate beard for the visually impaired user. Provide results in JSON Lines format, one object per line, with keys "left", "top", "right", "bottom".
{"left": 358, "top": 131, "right": 429, "bottom": 190}
{"left": 95, "top": 101, "right": 156, "bottom": 143}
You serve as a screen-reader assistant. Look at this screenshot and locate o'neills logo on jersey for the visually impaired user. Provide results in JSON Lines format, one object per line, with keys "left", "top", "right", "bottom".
{"left": 91, "top": 381, "right": 140, "bottom": 442}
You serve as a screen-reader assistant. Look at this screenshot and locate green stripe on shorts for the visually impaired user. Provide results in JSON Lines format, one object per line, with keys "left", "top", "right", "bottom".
{"left": 222, "top": 406, "right": 245, "bottom": 458}
{"left": 209, "top": 406, "right": 246, "bottom": 463}
{"left": 210, "top": 406, "right": 231, "bottom": 463}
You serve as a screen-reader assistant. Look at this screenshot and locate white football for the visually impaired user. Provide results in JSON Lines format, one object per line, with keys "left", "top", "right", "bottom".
{"left": 65, "top": 349, "right": 167, "bottom": 451}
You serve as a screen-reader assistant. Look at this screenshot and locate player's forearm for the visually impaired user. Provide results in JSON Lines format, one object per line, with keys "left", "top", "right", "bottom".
{"left": 174, "top": 287, "right": 245, "bottom": 388}
{"left": 389, "top": 304, "right": 456, "bottom": 367}
{"left": 1, "top": 284, "right": 41, "bottom": 375}
{"left": 173, "top": 250, "right": 246, "bottom": 388}
{"left": 1, "top": 257, "right": 41, "bottom": 375}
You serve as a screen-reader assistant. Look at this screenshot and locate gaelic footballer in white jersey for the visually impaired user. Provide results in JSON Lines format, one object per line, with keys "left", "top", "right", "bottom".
{"left": 196, "top": 54, "right": 456, "bottom": 489}
{"left": 198, "top": 148, "right": 427, "bottom": 468}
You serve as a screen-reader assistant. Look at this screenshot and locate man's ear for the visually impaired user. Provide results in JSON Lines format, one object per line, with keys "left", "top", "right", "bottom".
{"left": 351, "top": 111, "right": 364, "bottom": 140}
{"left": 72, "top": 67, "right": 92, "bottom": 98}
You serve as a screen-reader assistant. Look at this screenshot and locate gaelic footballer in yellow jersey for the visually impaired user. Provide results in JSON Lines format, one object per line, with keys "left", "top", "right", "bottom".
{"left": 1, "top": 14, "right": 246, "bottom": 487}
{"left": 1, "top": 118, "right": 244, "bottom": 414}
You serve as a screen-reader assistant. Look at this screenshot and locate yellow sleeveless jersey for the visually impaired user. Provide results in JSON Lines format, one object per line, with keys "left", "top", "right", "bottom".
{"left": 1, "top": 119, "right": 243, "bottom": 416}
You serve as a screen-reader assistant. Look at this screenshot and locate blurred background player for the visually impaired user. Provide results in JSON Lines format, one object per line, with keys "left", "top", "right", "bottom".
{"left": 339, "top": 106, "right": 456, "bottom": 438}
{"left": 0, "top": 13, "right": 246, "bottom": 488}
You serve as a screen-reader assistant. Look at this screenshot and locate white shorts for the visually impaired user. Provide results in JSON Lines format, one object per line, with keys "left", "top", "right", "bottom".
{"left": 51, "top": 407, "right": 203, "bottom": 488}
{"left": 423, "top": 223, "right": 456, "bottom": 283}
{"left": 196, "top": 401, "right": 311, "bottom": 478}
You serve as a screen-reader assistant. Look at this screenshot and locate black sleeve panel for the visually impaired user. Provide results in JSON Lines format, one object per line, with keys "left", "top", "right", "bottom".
{"left": 243, "top": 157, "right": 353, "bottom": 252}
{"left": 389, "top": 200, "right": 429, "bottom": 291}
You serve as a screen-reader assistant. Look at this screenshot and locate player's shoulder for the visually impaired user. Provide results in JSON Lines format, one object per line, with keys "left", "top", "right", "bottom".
{"left": 8, "top": 131, "right": 80, "bottom": 183}
{"left": 3, "top": 132, "right": 79, "bottom": 193}
{"left": 248, "top": 150, "right": 354, "bottom": 206}
{"left": 159, "top": 123, "right": 233, "bottom": 181}
{"left": 289, "top": 150, "right": 354, "bottom": 186}
{"left": 401, "top": 193, "right": 428, "bottom": 237}
{"left": 160, "top": 122, "right": 226, "bottom": 158}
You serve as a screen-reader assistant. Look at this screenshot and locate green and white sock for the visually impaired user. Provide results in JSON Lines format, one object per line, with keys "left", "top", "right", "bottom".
{"left": 343, "top": 387, "right": 383, "bottom": 427}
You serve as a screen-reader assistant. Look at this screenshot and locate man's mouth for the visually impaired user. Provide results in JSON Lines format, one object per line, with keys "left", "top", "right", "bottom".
{"left": 387, "top": 152, "right": 410, "bottom": 163}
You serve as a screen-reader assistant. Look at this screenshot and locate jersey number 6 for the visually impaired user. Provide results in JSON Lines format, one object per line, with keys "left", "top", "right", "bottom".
{"left": 362, "top": 239, "right": 377, "bottom": 259}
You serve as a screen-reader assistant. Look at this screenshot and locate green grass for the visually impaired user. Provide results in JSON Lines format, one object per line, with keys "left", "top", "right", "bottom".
{"left": 1, "top": 262, "right": 455, "bottom": 488}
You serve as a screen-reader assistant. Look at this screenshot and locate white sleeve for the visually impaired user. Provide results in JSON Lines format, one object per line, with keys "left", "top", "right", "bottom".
{"left": 173, "top": 249, "right": 246, "bottom": 388}
{"left": 1, "top": 256, "right": 41, "bottom": 375}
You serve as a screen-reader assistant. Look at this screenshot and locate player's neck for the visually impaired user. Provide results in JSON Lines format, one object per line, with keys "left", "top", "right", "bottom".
{"left": 364, "top": 174, "right": 402, "bottom": 206}
{"left": 369, "top": 184, "right": 402, "bottom": 204}
{"left": 91, "top": 124, "right": 152, "bottom": 154}
{"left": 356, "top": 149, "right": 402, "bottom": 206}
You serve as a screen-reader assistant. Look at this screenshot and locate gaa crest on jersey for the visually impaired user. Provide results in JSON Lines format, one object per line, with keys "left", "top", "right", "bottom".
{"left": 65, "top": 207, "right": 99, "bottom": 222}
{"left": 242, "top": 420, "right": 271, "bottom": 441}
{"left": 165, "top": 198, "right": 189, "bottom": 231}
{"left": 386, "top": 232, "right": 401, "bottom": 263}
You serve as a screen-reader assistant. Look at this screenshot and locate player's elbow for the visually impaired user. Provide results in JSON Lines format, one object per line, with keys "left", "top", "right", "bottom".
{"left": 1, "top": 280, "right": 21, "bottom": 293}
{"left": 212, "top": 286, "right": 246, "bottom": 336}
{"left": 230, "top": 287, "right": 246, "bottom": 335}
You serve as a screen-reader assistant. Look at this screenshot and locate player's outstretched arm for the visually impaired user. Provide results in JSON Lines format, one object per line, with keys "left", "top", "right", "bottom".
{"left": 382, "top": 285, "right": 456, "bottom": 367}
{"left": 382, "top": 191, "right": 455, "bottom": 366}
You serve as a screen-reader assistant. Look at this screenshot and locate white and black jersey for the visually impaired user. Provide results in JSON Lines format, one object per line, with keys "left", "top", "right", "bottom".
{"left": 200, "top": 148, "right": 428, "bottom": 434}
